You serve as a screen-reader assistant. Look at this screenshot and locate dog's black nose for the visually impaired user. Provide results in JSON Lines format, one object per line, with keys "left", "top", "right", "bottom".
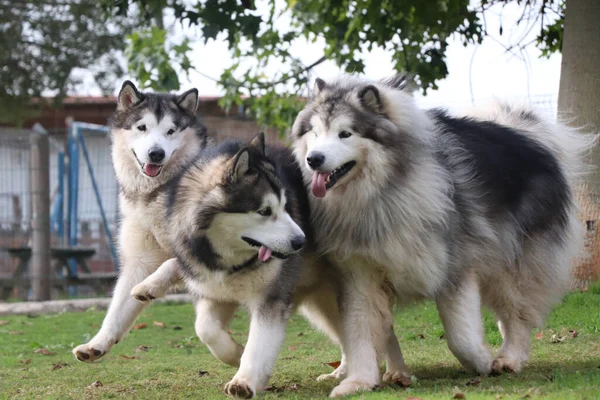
{"left": 306, "top": 152, "right": 325, "bottom": 168}
{"left": 291, "top": 235, "right": 305, "bottom": 251}
{"left": 148, "top": 148, "right": 165, "bottom": 163}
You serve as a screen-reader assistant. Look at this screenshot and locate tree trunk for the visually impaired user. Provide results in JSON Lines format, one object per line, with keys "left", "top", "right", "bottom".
{"left": 558, "top": 0, "right": 600, "bottom": 193}
{"left": 558, "top": 0, "right": 600, "bottom": 285}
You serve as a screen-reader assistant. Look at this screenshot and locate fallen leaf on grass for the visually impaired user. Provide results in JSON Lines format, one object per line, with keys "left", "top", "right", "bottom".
{"left": 153, "top": 321, "right": 166, "bottom": 328}
{"left": 19, "top": 359, "right": 31, "bottom": 365}
{"left": 134, "top": 345, "right": 151, "bottom": 352}
{"left": 0, "top": 320, "right": 9, "bottom": 325}
{"left": 406, "top": 397, "right": 425, "bottom": 400}
{"left": 535, "top": 332, "right": 544, "bottom": 340}
{"left": 453, "top": 386, "right": 466, "bottom": 398}
{"left": 34, "top": 348, "right": 55, "bottom": 356}
{"left": 569, "top": 329, "right": 578, "bottom": 338}
{"left": 51, "top": 362, "right": 68, "bottom": 371}
{"left": 132, "top": 323, "right": 147, "bottom": 330}
{"left": 198, "top": 370, "right": 209, "bottom": 377}
{"left": 9, "top": 331, "right": 24, "bottom": 335}
{"left": 417, "top": 333, "right": 425, "bottom": 339}
{"left": 288, "top": 345, "right": 297, "bottom": 351}
{"left": 88, "top": 380, "right": 103, "bottom": 388}
{"left": 265, "top": 383, "right": 300, "bottom": 392}
{"left": 120, "top": 355, "right": 139, "bottom": 360}
{"left": 327, "top": 361, "right": 341, "bottom": 369}
{"left": 466, "top": 376, "right": 481, "bottom": 386}
{"left": 551, "top": 334, "right": 565, "bottom": 343}
{"left": 495, "top": 396, "right": 503, "bottom": 399}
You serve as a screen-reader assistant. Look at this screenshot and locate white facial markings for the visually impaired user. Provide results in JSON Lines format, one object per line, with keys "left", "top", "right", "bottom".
{"left": 207, "top": 188, "right": 305, "bottom": 265}
{"left": 129, "top": 112, "right": 184, "bottom": 165}
{"left": 245, "top": 190, "right": 304, "bottom": 253}
{"left": 305, "top": 114, "right": 360, "bottom": 172}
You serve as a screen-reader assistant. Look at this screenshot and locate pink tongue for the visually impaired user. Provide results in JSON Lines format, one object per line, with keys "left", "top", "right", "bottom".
{"left": 311, "top": 172, "right": 328, "bottom": 198}
{"left": 144, "top": 164, "right": 161, "bottom": 177}
{"left": 258, "top": 246, "right": 273, "bottom": 262}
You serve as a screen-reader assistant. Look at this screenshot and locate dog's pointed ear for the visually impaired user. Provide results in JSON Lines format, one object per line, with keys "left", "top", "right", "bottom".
{"left": 358, "top": 85, "right": 383, "bottom": 113}
{"left": 249, "top": 132, "right": 265, "bottom": 155}
{"left": 230, "top": 147, "right": 251, "bottom": 182}
{"left": 314, "top": 78, "right": 326, "bottom": 95}
{"left": 176, "top": 88, "right": 199, "bottom": 114}
{"left": 117, "top": 81, "right": 142, "bottom": 111}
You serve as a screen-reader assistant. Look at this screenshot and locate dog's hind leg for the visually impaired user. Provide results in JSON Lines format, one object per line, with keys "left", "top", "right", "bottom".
{"left": 73, "top": 221, "right": 168, "bottom": 363}
{"left": 195, "top": 298, "right": 244, "bottom": 367}
{"left": 299, "top": 284, "right": 348, "bottom": 382}
{"left": 382, "top": 325, "right": 412, "bottom": 384}
{"left": 131, "top": 258, "right": 183, "bottom": 303}
{"left": 492, "top": 313, "right": 533, "bottom": 374}
{"left": 224, "top": 299, "right": 291, "bottom": 398}
{"left": 436, "top": 272, "right": 493, "bottom": 375}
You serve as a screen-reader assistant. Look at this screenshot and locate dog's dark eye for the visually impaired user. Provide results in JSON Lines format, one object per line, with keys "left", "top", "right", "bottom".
{"left": 339, "top": 131, "right": 352, "bottom": 139}
{"left": 137, "top": 125, "right": 146, "bottom": 132}
{"left": 257, "top": 207, "right": 272, "bottom": 217}
{"left": 167, "top": 129, "right": 175, "bottom": 135}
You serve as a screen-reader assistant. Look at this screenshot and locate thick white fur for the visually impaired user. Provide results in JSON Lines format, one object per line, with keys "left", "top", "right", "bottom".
{"left": 291, "top": 77, "right": 595, "bottom": 396}
{"left": 72, "top": 108, "right": 204, "bottom": 363}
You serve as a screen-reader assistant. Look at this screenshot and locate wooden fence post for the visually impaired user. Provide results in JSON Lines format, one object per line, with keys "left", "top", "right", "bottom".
{"left": 30, "top": 124, "right": 51, "bottom": 301}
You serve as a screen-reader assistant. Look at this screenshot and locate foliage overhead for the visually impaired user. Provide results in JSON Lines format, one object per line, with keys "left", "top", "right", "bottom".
{"left": 2, "top": 0, "right": 565, "bottom": 131}
{"left": 107, "top": 0, "right": 564, "bottom": 134}
{"left": 0, "top": 0, "right": 136, "bottom": 126}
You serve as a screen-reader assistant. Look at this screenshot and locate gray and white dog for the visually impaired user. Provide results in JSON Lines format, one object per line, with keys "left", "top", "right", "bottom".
{"left": 128, "top": 134, "right": 357, "bottom": 398}
{"left": 291, "top": 75, "right": 594, "bottom": 397}
{"left": 72, "top": 81, "right": 209, "bottom": 362}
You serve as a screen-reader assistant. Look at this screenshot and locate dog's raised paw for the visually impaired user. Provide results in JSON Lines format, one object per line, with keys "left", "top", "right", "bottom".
{"left": 131, "top": 283, "right": 159, "bottom": 304}
{"left": 224, "top": 380, "right": 254, "bottom": 399}
{"left": 72, "top": 344, "right": 106, "bottom": 363}
{"left": 329, "top": 379, "right": 376, "bottom": 397}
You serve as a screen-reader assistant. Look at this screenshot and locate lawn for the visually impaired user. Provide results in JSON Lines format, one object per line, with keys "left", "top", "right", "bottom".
{"left": 1, "top": 285, "right": 599, "bottom": 400}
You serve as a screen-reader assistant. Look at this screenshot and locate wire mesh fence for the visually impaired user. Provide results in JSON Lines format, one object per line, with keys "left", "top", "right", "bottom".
{"left": 0, "top": 129, "right": 34, "bottom": 271}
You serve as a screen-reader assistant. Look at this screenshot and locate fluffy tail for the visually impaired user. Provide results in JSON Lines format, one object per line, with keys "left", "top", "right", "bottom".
{"left": 469, "top": 102, "right": 599, "bottom": 185}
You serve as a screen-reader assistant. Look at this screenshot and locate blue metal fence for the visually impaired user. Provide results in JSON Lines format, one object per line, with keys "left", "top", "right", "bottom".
{"left": 66, "top": 122, "right": 119, "bottom": 271}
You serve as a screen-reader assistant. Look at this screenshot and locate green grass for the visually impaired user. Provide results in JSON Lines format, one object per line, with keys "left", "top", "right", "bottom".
{"left": 1, "top": 285, "right": 600, "bottom": 400}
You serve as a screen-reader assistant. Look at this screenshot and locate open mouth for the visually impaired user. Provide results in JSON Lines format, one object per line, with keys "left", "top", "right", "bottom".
{"left": 241, "top": 236, "right": 289, "bottom": 262}
{"left": 132, "top": 150, "right": 163, "bottom": 178}
{"left": 311, "top": 160, "right": 357, "bottom": 198}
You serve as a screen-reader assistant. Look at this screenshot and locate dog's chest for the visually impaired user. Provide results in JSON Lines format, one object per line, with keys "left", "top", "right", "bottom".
{"left": 121, "top": 197, "right": 171, "bottom": 250}
{"left": 184, "top": 262, "right": 283, "bottom": 304}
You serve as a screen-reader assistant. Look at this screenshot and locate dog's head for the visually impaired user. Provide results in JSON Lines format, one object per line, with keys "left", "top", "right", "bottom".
{"left": 291, "top": 75, "right": 422, "bottom": 198}
{"left": 111, "top": 81, "right": 207, "bottom": 181}
{"left": 182, "top": 134, "right": 305, "bottom": 266}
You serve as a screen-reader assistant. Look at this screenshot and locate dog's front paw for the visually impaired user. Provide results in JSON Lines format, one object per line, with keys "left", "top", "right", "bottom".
{"left": 382, "top": 369, "right": 413, "bottom": 385}
{"left": 72, "top": 340, "right": 112, "bottom": 363}
{"left": 131, "top": 281, "right": 165, "bottom": 303}
{"left": 329, "top": 378, "right": 377, "bottom": 397}
{"left": 224, "top": 378, "right": 255, "bottom": 399}
{"left": 317, "top": 363, "right": 347, "bottom": 382}
{"left": 491, "top": 356, "right": 524, "bottom": 375}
